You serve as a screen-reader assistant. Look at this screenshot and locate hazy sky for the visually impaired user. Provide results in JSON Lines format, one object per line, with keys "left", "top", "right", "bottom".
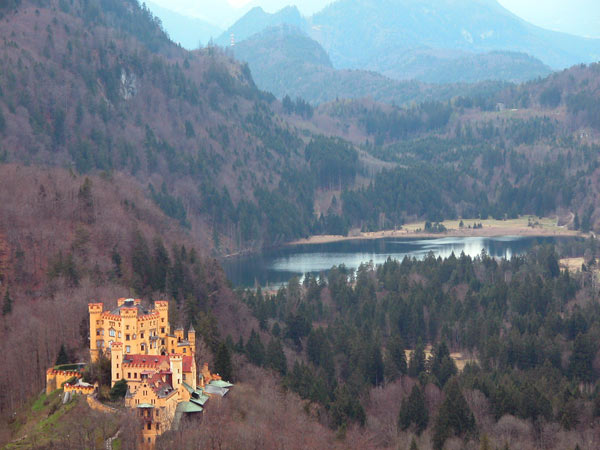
{"left": 151, "top": 0, "right": 600, "bottom": 38}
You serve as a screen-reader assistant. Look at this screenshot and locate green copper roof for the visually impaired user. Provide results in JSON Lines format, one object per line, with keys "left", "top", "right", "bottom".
{"left": 191, "top": 395, "right": 209, "bottom": 406}
{"left": 182, "top": 382, "right": 195, "bottom": 394}
{"left": 209, "top": 380, "right": 233, "bottom": 388}
{"left": 176, "top": 401, "right": 203, "bottom": 413}
{"left": 137, "top": 403, "right": 154, "bottom": 408}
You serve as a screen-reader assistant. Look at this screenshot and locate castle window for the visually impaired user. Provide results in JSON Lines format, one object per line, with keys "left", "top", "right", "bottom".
{"left": 126, "top": 345, "right": 131, "bottom": 353}
{"left": 147, "top": 423, "right": 151, "bottom": 430}
{"left": 96, "top": 330, "right": 101, "bottom": 336}
{"left": 161, "top": 339, "right": 165, "bottom": 345}
{"left": 140, "top": 333, "right": 144, "bottom": 339}
{"left": 116, "top": 373, "right": 119, "bottom": 379}
{"left": 128, "top": 372, "right": 131, "bottom": 378}
{"left": 126, "top": 325, "right": 129, "bottom": 330}
{"left": 109, "top": 329, "right": 115, "bottom": 337}
{"left": 183, "top": 348, "right": 186, "bottom": 353}
{"left": 134, "top": 372, "right": 138, "bottom": 378}
{"left": 161, "top": 318, "right": 165, "bottom": 323}
{"left": 126, "top": 334, "right": 130, "bottom": 341}
{"left": 118, "top": 332, "right": 122, "bottom": 338}
{"left": 161, "top": 327, "right": 165, "bottom": 334}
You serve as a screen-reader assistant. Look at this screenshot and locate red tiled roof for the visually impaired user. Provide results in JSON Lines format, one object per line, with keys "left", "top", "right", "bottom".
{"left": 123, "top": 354, "right": 193, "bottom": 372}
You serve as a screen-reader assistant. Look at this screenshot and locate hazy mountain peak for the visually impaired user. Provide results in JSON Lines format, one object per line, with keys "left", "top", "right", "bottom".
{"left": 217, "top": 4, "right": 306, "bottom": 45}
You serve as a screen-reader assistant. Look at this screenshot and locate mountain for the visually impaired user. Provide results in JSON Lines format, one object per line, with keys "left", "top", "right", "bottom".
{"left": 145, "top": 1, "right": 222, "bottom": 49}
{"left": 373, "top": 48, "right": 552, "bottom": 83}
{"left": 232, "top": 26, "right": 536, "bottom": 104}
{"left": 220, "top": 0, "right": 599, "bottom": 83}
{"left": 0, "top": 0, "right": 324, "bottom": 252}
{"left": 216, "top": 5, "right": 305, "bottom": 46}
{"left": 310, "top": 0, "right": 600, "bottom": 72}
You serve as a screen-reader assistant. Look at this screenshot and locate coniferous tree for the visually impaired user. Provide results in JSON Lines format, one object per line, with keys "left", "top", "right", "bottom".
{"left": 110, "top": 379, "right": 128, "bottom": 401}
{"left": 409, "top": 437, "right": 419, "bottom": 450}
{"left": 430, "top": 342, "right": 457, "bottom": 387}
{"left": 214, "top": 342, "right": 233, "bottom": 381}
{"left": 2, "top": 289, "right": 12, "bottom": 315}
{"left": 246, "top": 329, "right": 265, "bottom": 366}
{"left": 265, "top": 338, "right": 287, "bottom": 375}
{"left": 55, "top": 344, "right": 69, "bottom": 366}
{"left": 386, "top": 334, "right": 407, "bottom": 380}
{"left": 408, "top": 341, "right": 426, "bottom": 378}
{"left": 433, "top": 378, "right": 476, "bottom": 450}
{"left": 398, "top": 384, "right": 429, "bottom": 435}
{"left": 569, "top": 333, "right": 596, "bottom": 382}
{"left": 111, "top": 246, "right": 122, "bottom": 278}
{"left": 152, "top": 237, "right": 170, "bottom": 292}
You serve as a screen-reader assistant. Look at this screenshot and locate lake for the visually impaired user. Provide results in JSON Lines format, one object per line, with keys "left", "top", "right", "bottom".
{"left": 222, "top": 235, "right": 562, "bottom": 288}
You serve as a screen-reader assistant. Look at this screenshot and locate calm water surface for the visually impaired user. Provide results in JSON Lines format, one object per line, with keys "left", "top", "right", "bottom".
{"left": 222, "top": 236, "right": 560, "bottom": 288}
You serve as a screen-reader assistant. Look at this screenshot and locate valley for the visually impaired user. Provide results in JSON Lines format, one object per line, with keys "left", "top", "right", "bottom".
{"left": 1, "top": 0, "right": 600, "bottom": 449}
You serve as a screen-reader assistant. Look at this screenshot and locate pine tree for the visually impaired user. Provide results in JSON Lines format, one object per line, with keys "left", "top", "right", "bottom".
{"left": 214, "top": 342, "right": 233, "bottom": 381}
{"left": 246, "top": 329, "right": 265, "bottom": 366}
{"left": 2, "top": 288, "right": 12, "bottom": 315}
{"left": 398, "top": 384, "right": 429, "bottom": 435}
{"left": 408, "top": 341, "right": 426, "bottom": 378}
{"left": 111, "top": 246, "right": 122, "bottom": 278}
{"left": 55, "top": 344, "right": 69, "bottom": 366}
{"left": 388, "top": 335, "right": 407, "bottom": 377}
{"left": 433, "top": 378, "right": 476, "bottom": 450}
{"left": 265, "top": 338, "right": 287, "bottom": 375}
{"left": 409, "top": 437, "right": 419, "bottom": 450}
{"left": 430, "top": 342, "right": 457, "bottom": 387}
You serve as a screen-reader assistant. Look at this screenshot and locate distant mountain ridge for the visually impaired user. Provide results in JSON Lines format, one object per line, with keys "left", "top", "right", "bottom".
{"left": 310, "top": 0, "right": 600, "bottom": 72}
{"left": 145, "top": 1, "right": 222, "bottom": 49}
{"left": 232, "top": 25, "right": 544, "bottom": 104}
{"left": 218, "top": 0, "right": 600, "bottom": 77}
{"left": 216, "top": 5, "right": 304, "bottom": 47}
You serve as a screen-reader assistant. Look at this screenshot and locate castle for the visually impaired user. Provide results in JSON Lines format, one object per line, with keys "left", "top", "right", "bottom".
{"left": 89, "top": 298, "right": 195, "bottom": 362}
{"left": 46, "top": 298, "right": 232, "bottom": 447}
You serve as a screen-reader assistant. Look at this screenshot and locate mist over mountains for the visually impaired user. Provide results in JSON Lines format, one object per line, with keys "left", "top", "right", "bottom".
{"left": 202, "top": 0, "right": 598, "bottom": 93}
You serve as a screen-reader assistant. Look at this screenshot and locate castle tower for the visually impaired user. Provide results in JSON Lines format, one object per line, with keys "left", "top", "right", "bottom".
{"left": 170, "top": 355, "right": 183, "bottom": 390}
{"left": 154, "top": 300, "right": 169, "bottom": 335}
{"left": 88, "top": 303, "right": 104, "bottom": 362}
{"left": 174, "top": 327, "right": 184, "bottom": 343}
{"left": 111, "top": 342, "right": 124, "bottom": 387}
{"left": 120, "top": 303, "right": 138, "bottom": 355}
{"left": 188, "top": 325, "right": 196, "bottom": 355}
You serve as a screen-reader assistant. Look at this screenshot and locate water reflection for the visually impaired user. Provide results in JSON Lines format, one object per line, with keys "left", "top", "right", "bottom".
{"left": 222, "top": 236, "right": 557, "bottom": 288}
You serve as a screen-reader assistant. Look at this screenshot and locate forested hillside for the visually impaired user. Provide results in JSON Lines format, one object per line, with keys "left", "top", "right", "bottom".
{"left": 0, "top": 0, "right": 319, "bottom": 250}
{"left": 284, "top": 64, "right": 600, "bottom": 232}
{"left": 226, "top": 239, "right": 600, "bottom": 449}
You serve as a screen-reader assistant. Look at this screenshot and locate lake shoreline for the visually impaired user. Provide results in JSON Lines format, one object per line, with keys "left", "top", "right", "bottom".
{"left": 287, "top": 219, "right": 582, "bottom": 247}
